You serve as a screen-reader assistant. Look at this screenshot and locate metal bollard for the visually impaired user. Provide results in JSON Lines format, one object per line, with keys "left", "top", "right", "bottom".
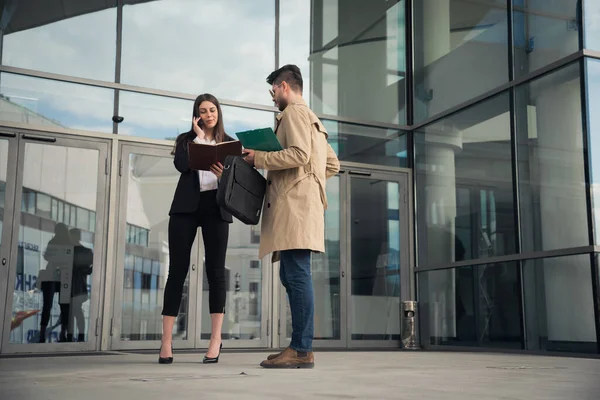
{"left": 401, "top": 300, "right": 420, "bottom": 350}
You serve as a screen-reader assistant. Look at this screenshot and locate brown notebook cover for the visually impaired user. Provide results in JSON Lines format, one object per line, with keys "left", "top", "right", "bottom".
{"left": 188, "top": 140, "right": 243, "bottom": 171}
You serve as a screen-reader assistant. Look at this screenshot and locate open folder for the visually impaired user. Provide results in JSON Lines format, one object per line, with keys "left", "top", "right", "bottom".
{"left": 188, "top": 140, "right": 243, "bottom": 171}
{"left": 236, "top": 127, "right": 283, "bottom": 152}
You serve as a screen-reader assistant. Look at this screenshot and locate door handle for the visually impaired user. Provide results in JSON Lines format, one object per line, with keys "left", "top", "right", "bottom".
{"left": 0, "top": 132, "right": 16, "bottom": 138}
{"left": 341, "top": 271, "right": 345, "bottom": 278}
{"left": 349, "top": 171, "right": 371, "bottom": 177}
{"left": 1, "top": 258, "right": 6, "bottom": 266}
{"left": 191, "top": 264, "right": 196, "bottom": 271}
{"left": 22, "top": 134, "right": 57, "bottom": 143}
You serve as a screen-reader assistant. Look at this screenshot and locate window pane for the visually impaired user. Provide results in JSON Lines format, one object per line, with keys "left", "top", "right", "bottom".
{"left": 63, "top": 204, "right": 70, "bottom": 225}
{"left": 523, "top": 254, "right": 596, "bottom": 353}
{"left": 118, "top": 91, "right": 275, "bottom": 140}
{"left": 585, "top": 0, "right": 600, "bottom": 50}
{"left": 21, "top": 190, "right": 35, "bottom": 214}
{"left": 77, "top": 208, "right": 89, "bottom": 231}
{"left": 0, "top": 73, "right": 114, "bottom": 133}
{"left": 415, "top": 92, "right": 516, "bottom": 266}
{"left": 90, "top": 211, "right": 96, "bottom": 233}
{"left": 223, "top": 106, "right": 275, "bottom": 138}
{"left": 51, "top": 199, "right": 58, "bottom": 221}
{"left": 585, "top": 58, "right": 600, "bottom": 245}
{"left": 418, "top": 262, "right": 522, "bottom": 348}
{"left": 202, "top": 204, "right": 263, "bottom": 341}
{"left": 516, "top": 62, "right": 588, "bottom": 251}
{"left": 325, "top": 120, "right": 408, "bottom": 168}
{"left": 120, "top": 153, "right": 187, "bottom": 341}
{"left": 121, "top": 0, "right": 274, "bottom": 105}
{"left": 36, "top": 194, "right": 51, "bottom": 219}
{"left": 513, "top": 1, "right": 580, "bottom": 79}
{"left": 286, "top": 0, "right": 406, "bottom": 124}
{"left": 2, "top": 5, "right": 117, "bottom": 81}
{"left": 57, "top": 201, "right": 64, "bottom": 223}
{"left": 69, "top": 205, "right": 77, "bottom": 227}
{"left": 10, "top": 143, "right": 99, "bottom": 344}
{"left": 414, "top": 0, "right": 509, "bottom": 122}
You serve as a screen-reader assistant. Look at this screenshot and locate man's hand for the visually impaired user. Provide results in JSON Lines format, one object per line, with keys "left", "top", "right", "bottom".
{"left": 244, "top": 149, "right": 256, "bottom": 167}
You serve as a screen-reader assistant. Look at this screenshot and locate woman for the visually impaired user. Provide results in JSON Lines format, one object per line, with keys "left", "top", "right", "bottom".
{"left": 160, "top": 93, "right": 233, "bottom": 364}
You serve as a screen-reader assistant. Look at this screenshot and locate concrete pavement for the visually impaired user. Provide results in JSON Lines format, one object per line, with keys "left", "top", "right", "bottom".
{"left": 0, "top": 350, "right": 599, "bottom": 399}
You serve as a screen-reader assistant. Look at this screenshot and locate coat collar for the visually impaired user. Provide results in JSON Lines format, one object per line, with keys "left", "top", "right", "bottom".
{"left": 276, "top": 97, "right": 307, "bottom": 121}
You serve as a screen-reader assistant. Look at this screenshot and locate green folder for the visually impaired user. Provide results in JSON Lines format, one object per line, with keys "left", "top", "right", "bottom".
{"left": 236, "top": 127, "right": 283, "bottom": 152}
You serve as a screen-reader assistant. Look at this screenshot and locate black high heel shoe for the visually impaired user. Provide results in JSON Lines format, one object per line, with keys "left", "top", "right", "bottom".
{"left": 158, "top": 344, "right": 173, "bottom": 364}
{"left": 203, "top": 343, "right": 222, "bottom": 364}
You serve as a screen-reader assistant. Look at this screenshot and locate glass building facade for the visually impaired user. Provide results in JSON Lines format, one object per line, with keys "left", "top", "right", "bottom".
{"left": 0, "top": 0, "right": 598, "bottom": 354}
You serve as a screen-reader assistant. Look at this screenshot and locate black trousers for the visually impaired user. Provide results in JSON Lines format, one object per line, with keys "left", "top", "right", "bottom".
{"left": 162, "top": 190, "right": 229, "bottom": 316}
{"left": 39, "top": 281, "right": 69, "bottom": 343}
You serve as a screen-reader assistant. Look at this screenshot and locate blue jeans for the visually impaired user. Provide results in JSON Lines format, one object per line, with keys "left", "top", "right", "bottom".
{"left": 280, "top": 249, "right": 314, "bottom": 352}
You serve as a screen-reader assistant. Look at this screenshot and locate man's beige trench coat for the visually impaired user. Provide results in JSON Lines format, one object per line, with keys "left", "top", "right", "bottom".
{"left": 254, "top": 98, "right": 340, "bottom": 261}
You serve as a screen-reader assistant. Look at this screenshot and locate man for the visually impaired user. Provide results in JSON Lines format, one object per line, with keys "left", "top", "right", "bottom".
{"left": 245, "top": 64, "right": 340, "bottom": 368}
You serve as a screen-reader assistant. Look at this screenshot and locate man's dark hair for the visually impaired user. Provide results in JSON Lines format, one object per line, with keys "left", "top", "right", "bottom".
{"left": 266, "top": 64, "right": 303, "bottom": 93}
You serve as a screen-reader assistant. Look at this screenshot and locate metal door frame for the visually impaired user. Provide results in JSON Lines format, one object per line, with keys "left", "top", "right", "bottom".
{"left": 345, "top": 165, "right": 412, "bottom": 349}
{"left": 276, "top": 170, "right": 348, "bottom": 349}
{"left": 278, "top": 162, "right": 414, "bottom": 349}
{"left": 109, "top": 143, "right": 200, "bottom": 350}
{"left": 1, "top": 131, "right": 110, "bottom": 353}
{"left": 0, "top": 131, "right": 18, "bottom": 353}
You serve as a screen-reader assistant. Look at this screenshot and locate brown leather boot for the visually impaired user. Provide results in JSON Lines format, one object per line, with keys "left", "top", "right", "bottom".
{"left": 260, "top": 347, "right": 314, "bottom": 369}
{"left": 266, "top": 348, "right": 285, "bottom": 361}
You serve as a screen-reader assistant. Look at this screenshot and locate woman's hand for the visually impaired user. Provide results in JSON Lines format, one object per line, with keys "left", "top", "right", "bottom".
{"left": 192, "top": 117, "right": 205, "bottom": 139}
{"left": 210, "top": 162, "right": 224, "bottom": 178}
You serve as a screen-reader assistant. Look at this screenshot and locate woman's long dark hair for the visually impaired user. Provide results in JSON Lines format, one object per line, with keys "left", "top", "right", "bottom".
{"left": 172, "top": 93, "right": 226, "bottom": 155}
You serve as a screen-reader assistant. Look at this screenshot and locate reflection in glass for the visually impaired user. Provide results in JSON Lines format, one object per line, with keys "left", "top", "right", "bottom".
{"left": 118, "top": 91, "right": 275, "bottom": 141}
{"left": 118, "top": 92, "right": 192, "bottom": 140}
{"left": 307, "top": 0, "right": 406, "bottom": 124}
{"left": 513, "top": 0, "right": 580, "bottom": 79}
{"left": 585, "top": 0, "right": 600, "bottom": 50}
{"left": 285, "top": 175, "right": 341, "bottom": 341}
{"left": 201, "top": 224, "right": 263, "bottom": 340}
{"left": 516, "top": 62, "right": 588, "bottom": 251}
{"left": 121, "top": 0, "right": 275, "bottom": 104}
{"left": 324, "top": 120, "right": 408, "bottom": 168}
{"left": 418, "top": 262, "right": 522, "bottom": 348}
{"left": 2, "top": 5, "right": 117, "bottom": 81}
{"left": 0, "top": 73, "right": 114, "bottom": 133}
{"left": 523, "top": 255, "right": 596, "bottom": 353}
{"left": 413, "top": 0, "right": 509, "bottom": 122}
{"left": 0, "top": 140, "right": 7, "bottom": 247}
{"left": 415, "top": 92, "right": 516, "bottom": 267}
{"left": 279, "top": 0, "right": 311, "bottom": 98}
{"left": 120, "top": 154, "right": 188, "bottom": 341}
{"left": 351, "top": 178, "right": 401, "bottom": 340}
{"left": 11, "top": 143, "right": 98, "bottom": 344}
{"left": 585, "top": 59, "right": 600, "bottom": 245}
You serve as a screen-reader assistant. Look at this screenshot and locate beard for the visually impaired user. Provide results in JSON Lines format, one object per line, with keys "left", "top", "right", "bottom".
{"left": 276, "top": 96, "right": 289, "bottom": 111}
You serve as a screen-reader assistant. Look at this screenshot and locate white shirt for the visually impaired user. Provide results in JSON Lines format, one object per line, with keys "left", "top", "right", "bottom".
{"left": 193, "top": 136, "right": 219, "bottom": 192}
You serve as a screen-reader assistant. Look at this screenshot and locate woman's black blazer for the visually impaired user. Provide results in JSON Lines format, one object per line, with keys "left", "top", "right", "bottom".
{"left": 168, "top": 132, "right": 234, "bottom": 223}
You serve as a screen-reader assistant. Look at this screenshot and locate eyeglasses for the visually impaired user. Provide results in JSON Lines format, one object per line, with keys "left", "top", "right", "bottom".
{"left": 269, "top": 83, "right": 282, "bottom": 99}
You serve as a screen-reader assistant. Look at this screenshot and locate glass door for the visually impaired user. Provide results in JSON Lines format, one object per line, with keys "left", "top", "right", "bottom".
{"left": 2, "top": 132, "right": 109, "bottom": 353}
{"left": 279, "top": 173, "right": 347, "bottom": 348}
{"left": 346, "top": 168, "right": 411, "bottom": 348}
{"left": 110, "top": 143, "right": 199, "bottom": 350}
{"left": 0, "top": 132, "right": 18, "bottom": 352}
{"left": 278, "top": 166, "right": 412, "bottom": 349}
{"left": 196, "top": 194, "right": 272, "bottom": 349}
